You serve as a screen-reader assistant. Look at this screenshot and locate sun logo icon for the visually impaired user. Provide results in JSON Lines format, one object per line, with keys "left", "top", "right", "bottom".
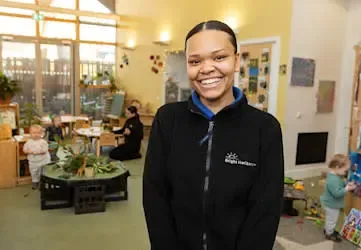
{"left": 226, "top": 152, "right": 238, "bottom": 160}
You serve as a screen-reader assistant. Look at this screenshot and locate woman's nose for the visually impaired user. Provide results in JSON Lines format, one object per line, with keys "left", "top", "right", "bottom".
{"left": 199, "top": 60, "right": 215, "bottom": 74}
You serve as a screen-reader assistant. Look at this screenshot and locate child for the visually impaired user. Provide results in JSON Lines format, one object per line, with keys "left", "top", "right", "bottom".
{"left": 45, "top": 116, "right": 64, "bottom": 161}
{"left": 45, "top": 115, "right": 64, "bottom": 142}
{"left": 23, "top": 124, "right": 51, "bottom": 190}
{"left": 320, "top": 154, "right": 356, "bottom": 242}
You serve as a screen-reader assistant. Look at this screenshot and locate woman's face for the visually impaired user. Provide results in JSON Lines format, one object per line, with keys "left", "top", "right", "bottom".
{"left": 125, "top": 109, "right": 135, "bottom": 118}
{"left": 186, "top": 30, "right": 240, "bottom": 102}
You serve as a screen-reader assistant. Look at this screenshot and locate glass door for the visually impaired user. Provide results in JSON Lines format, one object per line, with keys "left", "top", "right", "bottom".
{"left": 1, "top": 40, "right": 37, "bottom": 108}
{"left": 0, "top": 37, "right": 75, "bottom": 115}
{"left": 40, "top": 43, "right": 73, "bottom": 115}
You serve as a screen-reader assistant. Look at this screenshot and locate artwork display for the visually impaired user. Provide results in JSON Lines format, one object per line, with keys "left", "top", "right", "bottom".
{"left": 0, "top": 110, "right": 16, "bottom": 129}
{"left": 317, "top": 80, "right": 335, "bottom": 113}
{"left": 341, "top": 208, "right": 361, "bottom": 246}
{"left": 291, "top": 57, "right": 316, "bottom": 86}
{"left": 150, "top": 54, "right": 163, "bottom": 74}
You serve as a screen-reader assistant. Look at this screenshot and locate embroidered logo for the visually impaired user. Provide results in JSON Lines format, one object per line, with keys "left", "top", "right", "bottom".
{"left": 224, "top": 152, "right": 256, "bottom": 167}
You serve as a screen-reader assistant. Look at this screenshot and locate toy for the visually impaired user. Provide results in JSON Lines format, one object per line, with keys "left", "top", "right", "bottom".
{"left": 293, "top": 180, "right": 305, "bottom": 191}
{"left": 304, "top": 198, "right": 325, "bottom": 220}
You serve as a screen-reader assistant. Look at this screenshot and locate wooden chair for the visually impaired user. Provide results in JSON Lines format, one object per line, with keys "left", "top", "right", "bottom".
{"left": 96, "top": 132, "right": 118, "bottom": 157}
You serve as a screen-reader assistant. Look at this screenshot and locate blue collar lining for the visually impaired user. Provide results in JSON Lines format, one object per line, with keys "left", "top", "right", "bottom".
{"left": 191, "top": 86, "right": 243, "bottom": 120}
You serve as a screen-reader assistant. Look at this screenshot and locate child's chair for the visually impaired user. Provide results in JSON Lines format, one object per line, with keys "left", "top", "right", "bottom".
{"left": 96, "top": 132, "right": 118, "bottom": 157}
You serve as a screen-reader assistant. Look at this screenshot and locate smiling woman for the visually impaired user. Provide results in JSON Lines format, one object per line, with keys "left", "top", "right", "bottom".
{"left": 143, "top": 20, "right": 284, "bottom": 250}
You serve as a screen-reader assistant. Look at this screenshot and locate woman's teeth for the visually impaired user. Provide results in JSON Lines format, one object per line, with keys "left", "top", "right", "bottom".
{"left": 200, "top": 78, "right": 221, "bottom": 85}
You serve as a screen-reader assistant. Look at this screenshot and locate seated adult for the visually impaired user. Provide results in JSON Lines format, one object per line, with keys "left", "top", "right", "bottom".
{"left": 109, "top": 106, "right": 144, "bottom": 161}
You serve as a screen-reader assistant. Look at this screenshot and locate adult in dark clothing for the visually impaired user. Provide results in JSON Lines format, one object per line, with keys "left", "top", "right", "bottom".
{"left": 143, "top": 20, "right": 284, "bottom": 250}
{"left": 109, "top": 106, "right": 144, "bottom": 161}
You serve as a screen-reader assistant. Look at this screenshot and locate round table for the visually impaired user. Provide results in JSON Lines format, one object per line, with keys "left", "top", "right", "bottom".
{"left": 40, "top": 161, "right": 130, "bottom": 210}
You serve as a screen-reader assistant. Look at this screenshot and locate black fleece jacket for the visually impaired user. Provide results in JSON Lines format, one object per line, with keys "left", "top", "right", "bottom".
{"left": 143, "top": 93, "right": 284, "bottom": 250}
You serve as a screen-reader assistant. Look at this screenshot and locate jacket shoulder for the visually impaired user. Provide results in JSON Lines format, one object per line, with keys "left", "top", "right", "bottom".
{"left": 156, "top": 102, "right": 188, "bottom": 119}
{"left": 243, "top": 105, "right": 281, "bottom": 131}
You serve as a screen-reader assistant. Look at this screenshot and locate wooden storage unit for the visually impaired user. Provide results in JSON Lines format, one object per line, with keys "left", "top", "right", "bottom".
{"left": 14, "top": 135, "right": 32, "bottom": 185}
{"left": 349, "top": 46, "right": 361, "bottom": 152}
{"left": 0, "top": 139, "right": 17, "bottom": 188}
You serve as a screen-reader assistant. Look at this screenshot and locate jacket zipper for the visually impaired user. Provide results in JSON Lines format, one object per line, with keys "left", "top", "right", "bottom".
{"left": 202, "top": 120, "right": 214, "bottom": 250}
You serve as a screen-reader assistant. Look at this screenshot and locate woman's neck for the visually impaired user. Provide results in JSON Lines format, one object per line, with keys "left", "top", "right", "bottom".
{"left": 200, "top": 89, "right": 235, "bottom": 114}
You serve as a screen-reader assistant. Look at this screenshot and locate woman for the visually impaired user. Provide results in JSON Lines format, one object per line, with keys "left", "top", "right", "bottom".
{"left": 143, "top": 20, "right": 284, "bottom": 250}
{"left": 109, "top": 106, "right": 143, "bottom": 161}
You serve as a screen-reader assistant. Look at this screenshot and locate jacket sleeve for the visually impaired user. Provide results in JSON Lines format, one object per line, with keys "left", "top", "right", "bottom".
{"left": 327, "top": 179, "right": 347, "bottom": 198}
{"left": 237, "top": 117, "right": 284, "bottom": 250}
{"left": 113, "top": 120, "right": 127, "bottom": 134}
{"left": 143, "top": 108, "right": 180, "bottom": 250}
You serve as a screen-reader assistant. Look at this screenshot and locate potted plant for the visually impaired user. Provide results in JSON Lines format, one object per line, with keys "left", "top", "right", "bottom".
{"left": 20, "top": 103, "right": 41, "bottom": 133}
{"left": 0, "top": 71, "right": 21, "bottom": 104}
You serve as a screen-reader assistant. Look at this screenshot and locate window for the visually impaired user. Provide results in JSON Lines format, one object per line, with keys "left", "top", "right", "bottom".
{"left": 0, "top": 16, "right": 35, "bottom": 36}
{"left": 80, "top": 43, "right": 115, "bottom": 119}
{"left": 79, "top": 0, "right": 113, "bottom": 13}
{"left": 0, "top": 7, "right": 33, "bottom": 15}
{"left": 41, "top": 11, "right": 76, "bottom": 20}
{"left": 80, "top": 24, "right": 116, "bottom": 43}
{"left": 50, "top": 0, "right": 76, "bottom": 9}
{"left": 40, "top": 21, "right": 76, "bottom": 39}
{"left": 4, "top": 0, "right": 35, "bottom": 3}
{"left": 79, "top": 16, "right": 116, "bottom": 25}
{"left": 2, "top": 41, "right": 36, "bottom": 107}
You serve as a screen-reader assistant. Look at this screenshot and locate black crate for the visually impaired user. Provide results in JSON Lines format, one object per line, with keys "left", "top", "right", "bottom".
{"left": 74, "top": 184, "right": 106, "bottom": 215}
{"left": 40, "top": 175, "right": 72, "bottom": 210}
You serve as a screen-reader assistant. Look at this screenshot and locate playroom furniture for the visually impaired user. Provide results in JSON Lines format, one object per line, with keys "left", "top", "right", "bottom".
{"left": 349, "top": 45, "right": 361, "bottom": 152}
{"left": 283, "top": 183, "right": 308, "bottom": 216}
{"left": 40, "top": 161, "right": 130, "bottom": 212}
{"left": 0, "top": 103, "right": 20, "bottom": 136}
{"left": 0, "top": 139, "right": 17, "bottom": 188}
{"left": 13, "top": 134, "right": 32, "bottom": 185}
{"left": 96, "top": 132, "right": 118, "bottom": 157}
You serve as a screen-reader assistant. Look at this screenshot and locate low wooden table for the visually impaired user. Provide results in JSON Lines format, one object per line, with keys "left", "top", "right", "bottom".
{"left": 283, "top": 184, "right": 308, "bottom": 216}
{"left": 40, "top": 161, "right": 130, "bottom": 210}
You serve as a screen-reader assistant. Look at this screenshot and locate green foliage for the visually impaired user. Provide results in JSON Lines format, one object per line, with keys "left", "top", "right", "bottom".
{"left": 0, "top": 71, "right": 21, "bottom": 100}
{"left": 20, "top": 103, "right": 41, "bottom": 128}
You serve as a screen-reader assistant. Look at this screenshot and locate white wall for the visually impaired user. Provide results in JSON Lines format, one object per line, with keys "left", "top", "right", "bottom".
{"left": 335, "top": 0, "right": 361, "bottom": 154}
{"left": 284, "top": 0, "right": 348, "bottom": 179}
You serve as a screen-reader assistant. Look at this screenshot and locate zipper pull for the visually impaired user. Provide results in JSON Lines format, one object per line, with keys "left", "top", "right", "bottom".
{"left": 199, "top": 121, "right": 215, "bottom": 146}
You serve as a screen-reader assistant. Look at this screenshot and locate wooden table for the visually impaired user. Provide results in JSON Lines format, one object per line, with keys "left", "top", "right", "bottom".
{"left": 283, "top": 184, "right": 308, "bottom": 216}
{"left": 41, "top": 115, "right": 90, "bottom": 137}
{"left": 75, "top": 127, "right": 123, "bottom": 157}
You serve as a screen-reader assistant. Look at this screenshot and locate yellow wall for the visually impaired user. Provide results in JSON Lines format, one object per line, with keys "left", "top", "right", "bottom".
{"left": 116, "top": 0, "right": 292, "bottom": 124}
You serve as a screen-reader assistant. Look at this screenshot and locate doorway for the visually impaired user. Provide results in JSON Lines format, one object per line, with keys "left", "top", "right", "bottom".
{"left": 236, "top": 37, "right": 281, "bottom": 116}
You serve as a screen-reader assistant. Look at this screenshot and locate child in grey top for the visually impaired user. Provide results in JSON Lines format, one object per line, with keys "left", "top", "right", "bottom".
{"left": 23, "top": 124, "right": 51, "bottom": 189}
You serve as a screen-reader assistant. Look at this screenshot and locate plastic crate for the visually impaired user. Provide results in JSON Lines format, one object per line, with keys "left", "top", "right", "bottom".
{"left": 74, "top": 184, "right": 106, "bottom": 215}
{"left": 40, "top": 175, "right": 72, "bottom": 210}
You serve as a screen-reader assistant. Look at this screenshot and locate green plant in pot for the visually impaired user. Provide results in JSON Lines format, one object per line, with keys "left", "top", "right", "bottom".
{"left": 0, "top": 71, "right": 21, "bottom": 104}
{"left": 20, "top": 103, "right": 41, "bottom": 133}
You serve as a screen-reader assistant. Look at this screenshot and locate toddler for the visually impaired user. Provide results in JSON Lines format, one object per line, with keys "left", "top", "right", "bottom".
{"left": 23, "top": 124, "right": 51, "bottom": 189}
{"left": 46, "top": 115, "right": 64, "bottom": 142}
{"left": 320, "top": 154, "right": 356, "bottom": 242}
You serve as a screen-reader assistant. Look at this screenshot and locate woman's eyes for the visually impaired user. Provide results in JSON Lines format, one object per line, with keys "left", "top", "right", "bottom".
{"left": 188, "top": 60, "right": 200, "bottom": 65}
{"left": 188, "top": 55, "right": 227, "bottom": 65}
{"left": 215, "top": 55, "right": 227, "bottom": 61}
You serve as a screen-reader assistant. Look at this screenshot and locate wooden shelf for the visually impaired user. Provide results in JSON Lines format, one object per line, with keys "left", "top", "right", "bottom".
{"left": 17, "top": 176, "right": 32, "bottom": 185}
{"left": 19, "top": 155, "right": 27, "bottom": 161}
